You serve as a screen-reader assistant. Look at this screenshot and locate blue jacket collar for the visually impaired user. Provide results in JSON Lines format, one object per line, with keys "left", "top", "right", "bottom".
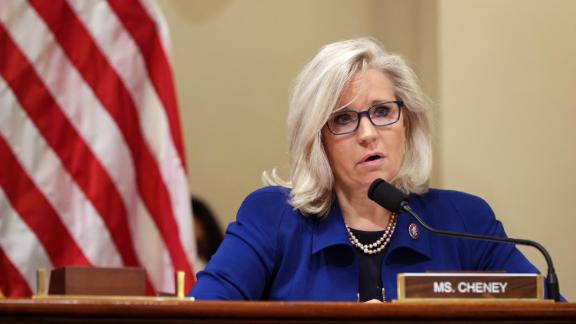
{"left": 386, "top": 207, "right": 432, "bottom": 263}
{"left": 311, "top": 197, "right": 432, "bottom": 261}
{"left": 311, "top": 201, "right": 350, "bottom": 254}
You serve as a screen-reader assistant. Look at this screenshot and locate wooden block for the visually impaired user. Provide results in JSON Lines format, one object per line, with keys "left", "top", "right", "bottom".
{"left": 397, "top": 273, "right": 544, "bottom": 301}
{"left": 48, "top": 266, "right": 146, "bottom": 296}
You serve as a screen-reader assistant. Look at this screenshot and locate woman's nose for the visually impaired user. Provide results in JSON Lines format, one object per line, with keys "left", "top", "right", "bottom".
{"left": 356, "top": 115, "right": 378, "bottom": 143}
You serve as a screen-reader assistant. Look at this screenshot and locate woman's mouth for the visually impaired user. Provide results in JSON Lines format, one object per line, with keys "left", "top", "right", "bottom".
{"left": 358, "top": 153, "right": 385, "bottom": 166}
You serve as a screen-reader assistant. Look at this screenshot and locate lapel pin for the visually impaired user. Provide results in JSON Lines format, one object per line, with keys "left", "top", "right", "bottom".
{"left": 408, "top": 223, "right": 420, "bottom": 240}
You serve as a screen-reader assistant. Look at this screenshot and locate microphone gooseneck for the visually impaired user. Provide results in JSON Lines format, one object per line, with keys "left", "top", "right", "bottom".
{"left": 367, "top": 178, "right": 560, "bottom": 302}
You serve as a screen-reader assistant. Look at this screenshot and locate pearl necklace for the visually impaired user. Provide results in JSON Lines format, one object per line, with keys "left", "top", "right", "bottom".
{"left": 345, "top": 214, "right": 397, "bottom": 255}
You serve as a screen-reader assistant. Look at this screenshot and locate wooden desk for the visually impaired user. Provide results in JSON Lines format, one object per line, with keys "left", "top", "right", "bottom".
{"left": 0, "top": 298, "right": 575, "bottom": 323}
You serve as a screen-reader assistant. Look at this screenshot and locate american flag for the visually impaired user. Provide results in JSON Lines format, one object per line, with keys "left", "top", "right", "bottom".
{"left": 0, "top": 0, "right": 195, "bottom": 297}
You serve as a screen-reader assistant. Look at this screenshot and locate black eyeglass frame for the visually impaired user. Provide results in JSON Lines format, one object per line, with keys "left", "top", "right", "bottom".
{"left": 326, "top": 100, "right": 405, "bottom": 135}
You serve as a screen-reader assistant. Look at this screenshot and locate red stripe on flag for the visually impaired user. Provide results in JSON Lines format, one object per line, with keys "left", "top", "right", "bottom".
{"left": 29, "top": 0, "right": 194, "bottom": 288}
{"left": 109, "top": 0, "right": 187, "bottom": 170}
{"left": 0, "top": 23, "right": 142, "bottom": 270}
{"left": 0, "top": 247, "right": 32, "bottom": 297}
{"left": 0, "top": 135, "right": 90, "bottom": 267}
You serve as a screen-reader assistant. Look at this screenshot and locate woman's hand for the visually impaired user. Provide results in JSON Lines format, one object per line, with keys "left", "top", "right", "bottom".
{"left": 364, "top": 299, "right": 383, "bottom": 303}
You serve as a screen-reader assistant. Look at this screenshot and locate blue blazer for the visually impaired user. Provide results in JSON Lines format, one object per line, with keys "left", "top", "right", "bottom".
{"left": 190, "top": 186, "right": 541, "bottom": 301}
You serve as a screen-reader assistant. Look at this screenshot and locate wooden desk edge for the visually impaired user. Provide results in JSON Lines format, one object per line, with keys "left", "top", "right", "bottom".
{"left": 0, "top": 299, "right": 575, "bottom": 320}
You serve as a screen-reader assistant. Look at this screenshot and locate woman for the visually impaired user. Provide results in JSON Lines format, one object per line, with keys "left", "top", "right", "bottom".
{"left": 190, "top": 38, "right": 541, "bottom": 301}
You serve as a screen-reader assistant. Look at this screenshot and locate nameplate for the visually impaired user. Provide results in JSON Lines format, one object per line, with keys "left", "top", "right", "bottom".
{"left": 397, "top": 273, "right": 544, "bottom": 301}
{"left": 48, "top": 266, "right": 146, "bottom": 296}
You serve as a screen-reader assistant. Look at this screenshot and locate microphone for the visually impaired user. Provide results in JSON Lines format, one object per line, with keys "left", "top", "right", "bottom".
{"left": 368, "top": 178, "right": 561, "bottom": 302}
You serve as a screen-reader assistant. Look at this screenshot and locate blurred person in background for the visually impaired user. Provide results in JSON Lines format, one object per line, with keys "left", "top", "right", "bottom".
{"left": 192, "top": 197, "right": 223, "bottom": 272}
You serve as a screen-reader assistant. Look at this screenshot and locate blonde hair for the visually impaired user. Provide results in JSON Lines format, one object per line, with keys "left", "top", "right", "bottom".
{"left": 264, "top": 38, "right": 432, "bottom": 217}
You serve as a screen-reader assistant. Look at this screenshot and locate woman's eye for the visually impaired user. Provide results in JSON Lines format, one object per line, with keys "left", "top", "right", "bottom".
{"left": 372, "top": 105, "right": 391, "bottom": 117}
{"left": 334, "top": 113, "right": 355, "bottom": 125}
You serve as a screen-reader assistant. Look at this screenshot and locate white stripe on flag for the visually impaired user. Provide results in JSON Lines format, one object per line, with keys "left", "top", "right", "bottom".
{"left": 0, "top": 188, "right": 54, "bottom": 293}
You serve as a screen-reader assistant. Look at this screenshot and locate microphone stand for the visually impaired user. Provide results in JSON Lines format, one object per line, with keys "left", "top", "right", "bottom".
{"left": 400, "top": 202, "right": 560, "bottom": 302}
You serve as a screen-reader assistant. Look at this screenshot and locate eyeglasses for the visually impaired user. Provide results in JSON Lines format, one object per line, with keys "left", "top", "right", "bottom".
{"left": 326, "top": 100, "right": 404, "bottom": 135}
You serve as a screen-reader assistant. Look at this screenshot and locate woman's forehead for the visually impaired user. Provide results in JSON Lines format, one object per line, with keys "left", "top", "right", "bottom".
{"left": 335, "top": 69, "right": 394, "bottom": 110}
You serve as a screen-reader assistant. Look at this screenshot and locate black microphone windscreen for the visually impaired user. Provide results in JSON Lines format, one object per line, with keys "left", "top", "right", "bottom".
{"left": 368, "top": 179, "right": 408, "bottom": 213}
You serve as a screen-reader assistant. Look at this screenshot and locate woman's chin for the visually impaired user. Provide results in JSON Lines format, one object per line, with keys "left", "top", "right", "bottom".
{"left": 364, "top": 173, "right": 393, "bottom": 185}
